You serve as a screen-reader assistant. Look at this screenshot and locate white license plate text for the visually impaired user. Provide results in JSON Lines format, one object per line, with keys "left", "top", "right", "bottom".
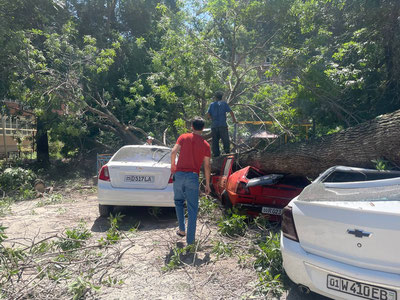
{"left": 261, "top": 207, "right": 282, "bottom": 215}
{"left": 125, "top": 175, "right": 154, "bottom": 183}
{"left": 327, "top": 274, "right": 396, "bottom": 300}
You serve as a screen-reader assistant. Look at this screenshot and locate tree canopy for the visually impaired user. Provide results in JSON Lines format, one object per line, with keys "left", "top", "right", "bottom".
{"left": 1, "top": 0, "right": 399, "bottom": 162}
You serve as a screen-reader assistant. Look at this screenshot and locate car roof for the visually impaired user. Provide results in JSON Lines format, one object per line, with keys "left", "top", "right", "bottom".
{"left": 120, "top": 145, "right": 171, "bottom": 150}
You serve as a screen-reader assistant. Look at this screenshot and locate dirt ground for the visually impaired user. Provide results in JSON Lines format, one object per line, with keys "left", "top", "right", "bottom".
{"left": 1, "top": 181, "right": 329, "bottom": 300}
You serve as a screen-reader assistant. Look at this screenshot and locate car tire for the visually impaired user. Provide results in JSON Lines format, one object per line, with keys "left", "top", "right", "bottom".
{"left": 209, "top": 184, "right": 217, "bottom": 198}
{"left": 222, "top": 192, "right": 233, "bottom": 213}
{"left": 99, "top": 204, "right": 114, "bottom": 217}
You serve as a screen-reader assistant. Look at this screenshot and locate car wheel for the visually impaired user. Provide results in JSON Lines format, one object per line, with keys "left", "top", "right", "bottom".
{"left": 209, "top": 184, "right": 217, "bottom": 198}
{"left": 222, "top": 192, "right": 233, "bottom": 213}
{"left": 99, "top": 204, "right": 114, "bottom": 217}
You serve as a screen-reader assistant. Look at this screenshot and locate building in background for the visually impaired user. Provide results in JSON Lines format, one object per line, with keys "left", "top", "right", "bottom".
{"left": 0, "top": 99, "right": 36, "bottom": 158}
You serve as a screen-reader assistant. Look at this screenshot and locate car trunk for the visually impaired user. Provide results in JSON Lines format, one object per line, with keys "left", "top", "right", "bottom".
{"left": 292, "top": 181, "right": 400, "bottom": 274}
{"left": 107, "top": 161, "right": 171, "bottom": 190}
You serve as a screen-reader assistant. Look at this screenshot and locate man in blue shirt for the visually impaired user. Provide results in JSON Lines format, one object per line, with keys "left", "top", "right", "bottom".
{"left": 207, "top": 91, "right": 237, "bottom": 157}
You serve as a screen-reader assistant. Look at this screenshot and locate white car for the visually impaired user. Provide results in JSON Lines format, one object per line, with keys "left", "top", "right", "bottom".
{"left": 97, "top": 145, "right": 174, "bottom": 217}
{"left": 281, "top": 166, "right": 400, "bottom": 300}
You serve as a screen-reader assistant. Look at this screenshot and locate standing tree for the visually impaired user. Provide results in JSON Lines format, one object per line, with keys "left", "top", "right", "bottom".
{"left": 8, "top": 0, "right": 180, "bottom": 163}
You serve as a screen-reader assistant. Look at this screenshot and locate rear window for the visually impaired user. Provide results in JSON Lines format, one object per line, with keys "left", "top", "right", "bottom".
{"left": 298, "top": 181, "right": 400, "bottom": 202}
{"left": 112, "top": 147, "right": 171, "bottom": 163}
{"left": 323, "top": 170, "right": 400, "bottom": 182}
{"left": 279, "top": 175, "right": 310, "bottom": 188}
{"left": 299, "top": 167, "right": 400, "bottom": 202}
{"left": 246, "top": 167, "right": 264, "bottom": 179}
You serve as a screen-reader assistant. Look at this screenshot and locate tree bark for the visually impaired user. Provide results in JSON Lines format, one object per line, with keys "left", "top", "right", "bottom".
{"left": 212, "top": 109, "right": 400, "bottom": 179}
{"left": 36, "top": 116, "right": 49, "bottom": 166}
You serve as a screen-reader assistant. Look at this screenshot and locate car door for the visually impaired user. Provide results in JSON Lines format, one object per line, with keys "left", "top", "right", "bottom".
{"left": 216, "top": 156, "right": 234, "bottom": 197}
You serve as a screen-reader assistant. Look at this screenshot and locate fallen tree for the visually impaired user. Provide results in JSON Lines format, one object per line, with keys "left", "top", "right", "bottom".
{"left": 212, "top": 109, "right": 400, "bottom": 179}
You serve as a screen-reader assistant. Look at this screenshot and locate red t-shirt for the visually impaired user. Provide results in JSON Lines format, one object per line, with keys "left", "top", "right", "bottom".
{"left": 175, "top": 133, "right": 211, "bottom": 174}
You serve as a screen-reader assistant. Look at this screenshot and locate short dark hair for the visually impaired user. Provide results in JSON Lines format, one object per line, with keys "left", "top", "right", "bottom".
{"left": 214, "top": 91, "right": 224, "bottom": 101}
{"left": 192, "top": 117, "right": 205, "bottom": 131}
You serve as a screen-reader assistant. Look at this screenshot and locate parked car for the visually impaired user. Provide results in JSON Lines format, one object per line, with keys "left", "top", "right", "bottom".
{"left": 97, "top": 145, "right": 174, "bottom": 217}
{"left": 281, "top": 166, "right": 400, "bottom": 299}
{"left": 211, "top": 156, "right": 310, "bottom": 219}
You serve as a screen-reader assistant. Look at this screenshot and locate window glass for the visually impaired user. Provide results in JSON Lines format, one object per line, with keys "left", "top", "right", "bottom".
{"left": 324, "top": 170, "right": 400, "bottom": 182}
{"left": 299, "top": 181, "right": 400, "bottom": 202}
{"left": 5, "top": 117, "right": 11, "bottom": 135}
{"left": 112, "top": 147, "right": 171, "bottom": 163}
{"left": 223, "top": 158, "right": 233, "bottom": 176}
{"left": 11, "top": 117, "right": 17, "bottom": 129}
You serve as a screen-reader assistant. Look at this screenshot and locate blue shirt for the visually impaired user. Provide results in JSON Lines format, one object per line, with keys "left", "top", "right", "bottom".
{"left": 207, "top": 101, "right": 231, "bottom": 128}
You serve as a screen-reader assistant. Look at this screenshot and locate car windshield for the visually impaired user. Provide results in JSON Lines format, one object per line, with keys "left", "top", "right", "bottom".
{"left": 111, "top": 147, "right": 171, "bottom": 164}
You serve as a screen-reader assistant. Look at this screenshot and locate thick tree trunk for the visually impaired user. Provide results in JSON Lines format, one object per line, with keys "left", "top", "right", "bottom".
{"left": 36, "top": 116, "right": 50, "bottom": 166}
{"left": 212, "top": 109, "right": 400, "bottom": 179}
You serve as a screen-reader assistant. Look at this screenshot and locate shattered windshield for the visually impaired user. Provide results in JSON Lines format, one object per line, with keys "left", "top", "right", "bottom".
{"left": 298, "top": 180, "right": 400, "bottom": 202}
{"left": 323, "top": 170, "right": 400, "bottom": 182}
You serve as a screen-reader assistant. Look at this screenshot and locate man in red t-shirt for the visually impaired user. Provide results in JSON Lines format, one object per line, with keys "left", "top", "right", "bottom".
{"left": 171, "top": 117, "right": 211, "bottom": 245}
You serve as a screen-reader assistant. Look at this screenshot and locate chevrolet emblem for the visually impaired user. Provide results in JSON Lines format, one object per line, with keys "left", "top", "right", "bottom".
{"left": 347, "top": 229, "right": 372, "bottom": 238}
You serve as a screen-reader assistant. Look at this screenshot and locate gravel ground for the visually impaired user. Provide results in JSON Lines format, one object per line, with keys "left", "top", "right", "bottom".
{"left": 1, "top": 184, "right": 330, "bottom": 300}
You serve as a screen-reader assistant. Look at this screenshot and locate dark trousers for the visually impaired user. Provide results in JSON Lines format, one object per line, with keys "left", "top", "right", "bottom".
{"left": 211, "top": 126, "right": 230, "bottom": 157}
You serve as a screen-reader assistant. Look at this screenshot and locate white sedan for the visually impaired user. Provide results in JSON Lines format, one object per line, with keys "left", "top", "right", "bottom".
{"left": 97, "top": 145, "right": 174, "bottom": 217}
{"left": 281, "top": 166, "right": 400, "bottom": 300}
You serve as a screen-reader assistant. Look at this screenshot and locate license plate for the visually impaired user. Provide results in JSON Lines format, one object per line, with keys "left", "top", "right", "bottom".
{"left": 125, "top": 175, "right": 154, "bottom": 183}
{"left": 327, "top": 274, "right": 397, "bottom": 300}
{"left": 261, "top": 207, "right": 282, "bottom": 215}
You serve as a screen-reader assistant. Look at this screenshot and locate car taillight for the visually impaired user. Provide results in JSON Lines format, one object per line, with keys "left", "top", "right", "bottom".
{"left": 168, "top": 173, "right": 174, "bottom": 184}
{"left": 281, "top": 206, "right": 299, "bottom": 242}
{"left": 236, "top": 181, "right": 249, "bottom": 194}
{"left": 98, "top": 165, "right": 110, "bottom": 182}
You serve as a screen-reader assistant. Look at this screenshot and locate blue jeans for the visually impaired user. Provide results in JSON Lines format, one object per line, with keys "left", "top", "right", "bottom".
{"left": 173, "top": 171, "right": 199, "bottom": 245}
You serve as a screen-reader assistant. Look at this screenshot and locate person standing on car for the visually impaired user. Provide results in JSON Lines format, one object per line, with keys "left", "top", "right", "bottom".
{"left": 170, "top": 117, "right": 211, "bottom": 245}
{"left": 207, "top": 91, "right": 237, "bottom": 157}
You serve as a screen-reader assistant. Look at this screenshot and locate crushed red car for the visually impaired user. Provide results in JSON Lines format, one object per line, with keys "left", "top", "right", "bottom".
{"left": 211, "top": 156, "right": 310, "bottom": 219}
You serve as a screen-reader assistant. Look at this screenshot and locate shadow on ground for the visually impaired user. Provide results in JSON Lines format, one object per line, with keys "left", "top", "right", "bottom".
{"left": 285, "top": 282, "right": 332, "bottom": 300}
{"left": 91, "top": 206, "right": 177, "bottom": 233}
{"left": 164, "top": 241, "right": 211, "bottom": 268}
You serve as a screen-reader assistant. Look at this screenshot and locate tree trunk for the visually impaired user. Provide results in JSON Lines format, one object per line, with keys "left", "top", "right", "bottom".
{"left": 36, "top": 116, "right": 49, "bottom": 166}
{"left": 85, "top": 100, "right": 143, "bottom": 145}
{"left": 212, "top": 109, "right": 400, "bottom": 179}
